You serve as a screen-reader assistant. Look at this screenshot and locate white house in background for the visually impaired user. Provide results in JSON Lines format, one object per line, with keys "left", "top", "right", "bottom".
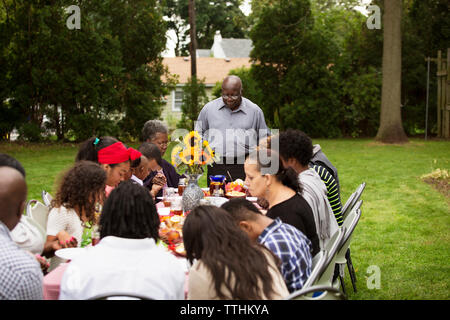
{"left": 195, "top": 31, "right": 253, "bottom": 58}
{"left": 161, "top": 31, "right": 253, "bottom": 130}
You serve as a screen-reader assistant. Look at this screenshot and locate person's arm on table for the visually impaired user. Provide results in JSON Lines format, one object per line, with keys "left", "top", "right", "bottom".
{"left": 42, "top": 232, "right": 77, "bottom": 258}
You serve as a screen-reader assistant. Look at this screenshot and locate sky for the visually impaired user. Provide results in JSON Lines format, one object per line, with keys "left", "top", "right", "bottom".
{"left": 162, "top": 0, "right": 373, "bottom": 57}
{"left": 240, "top": 0, "right": 372, "bottom": 16}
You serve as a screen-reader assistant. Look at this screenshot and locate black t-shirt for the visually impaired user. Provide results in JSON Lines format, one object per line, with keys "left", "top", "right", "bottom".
{"left": 267, "top": 193, "right": 320, "bottom": 256}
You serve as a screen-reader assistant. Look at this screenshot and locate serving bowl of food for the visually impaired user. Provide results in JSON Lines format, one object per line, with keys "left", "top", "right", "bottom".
{"left": 225, "top": 190, "right": 247, "bottom": 199}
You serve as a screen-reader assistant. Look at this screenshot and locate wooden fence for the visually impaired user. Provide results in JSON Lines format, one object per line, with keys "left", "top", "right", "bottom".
{"left": 435, "top": 49, "right": 450, "bottom": 139}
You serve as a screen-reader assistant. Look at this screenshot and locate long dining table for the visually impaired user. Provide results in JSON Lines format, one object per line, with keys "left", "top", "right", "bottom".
{"left": 42, "top": 194, "right": 262, "bottom": 300}
{"left": 42, "top": 199, "right": 189, "bottom": 300}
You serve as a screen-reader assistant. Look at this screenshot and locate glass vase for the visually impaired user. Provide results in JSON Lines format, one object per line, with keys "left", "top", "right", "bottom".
{"left": 182, "top": 174, "right": 204, "bottom": 213}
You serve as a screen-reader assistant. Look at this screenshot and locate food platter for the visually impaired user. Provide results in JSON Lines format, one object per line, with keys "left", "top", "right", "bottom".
{"left": 159, "top": 212, "right": 186, "bottom": 257}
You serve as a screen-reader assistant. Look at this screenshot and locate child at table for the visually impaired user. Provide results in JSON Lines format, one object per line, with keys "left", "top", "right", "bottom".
{"left": 138, "top": 142, "right": 167, "bottom": 201}
{"left": 130, "top": 155, "right": 150, "bottom": 186}
{"left": 59, "top": 180, "right": 185, "bottom": 300}
{"left": 43, "top": 161, "right": 107, "bottom": 271}
{"left": 76, "top": 136, "right": 142, "bottom": 197}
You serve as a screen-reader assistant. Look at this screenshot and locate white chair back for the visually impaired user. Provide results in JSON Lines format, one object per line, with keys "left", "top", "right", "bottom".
{"left": 342, "top": 199, "right": 362, "bottom": 228}
{"left": 342, "top": 182, "right": 366, "bottom": 220}
{"left": 315, "top": 227, "right": 345, "bottom": 287}
{"left": 26, "top": 214, "right": 47, "bottom": 243}
{"left": 302, "top": 250, "right": 327, "bottom": 289}
{"left": 353, "top": 182, "right": 366, "bottom": 205}
{"left": 285, "top": 285, "right": 346, "bottom": 300}
{"left": 26, "top": 200, "right": 50, "bottom": 232}
{"left": 41, "top": 190, "right": 53, "bottom": 207}
{"left": 335, "top": 202, "right": 362, "bottom": 265}
{"left": 10, "top": 214, "right": 46, "bottom": 255}
{"left": 341, "top": 192, "right": 356, "bottom": 220}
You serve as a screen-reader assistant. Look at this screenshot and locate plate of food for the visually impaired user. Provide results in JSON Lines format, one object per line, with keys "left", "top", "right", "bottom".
{"left": 203, "top": 196, "right": 229, "bottom": 207}
{"left": 55, "top": 247, "right": 87, "bottom": 260}
{"left": 170, "top": 242, "right": 187, "bottom": 258}
{"left": 225, "top": 179, "right": 246, "bottom": 193}
{"left": 225, "top": 190, "right": 247, "bottom": 199}
{"left": 158, "top": 207, "right": 171, "bottom": 216}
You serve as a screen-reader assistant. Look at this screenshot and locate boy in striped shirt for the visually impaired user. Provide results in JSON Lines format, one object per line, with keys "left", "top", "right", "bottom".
{"left": 312, "top": 164, "right": 343, "bottom": 226}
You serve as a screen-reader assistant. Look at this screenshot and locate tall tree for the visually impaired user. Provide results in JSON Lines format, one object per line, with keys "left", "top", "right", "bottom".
{"left": 178, "top": 77, "right": 209, "bottom": 130}
{"left": 162, "top": 0, "right": 187, "bottom": 56}
{"left": 188, "top": 0, "right": 197, "bottom": 77}
{"left": 375, "top": 0, "right": 408, "bottom": 143}
{"left": 1, "top": 0, "right": 170, "bottom": 141}
{"left": 165, "top": 0, "right": 249, "bottom": 55}
{"left": 187, "top": 0, "right": 199, "bottom": 129}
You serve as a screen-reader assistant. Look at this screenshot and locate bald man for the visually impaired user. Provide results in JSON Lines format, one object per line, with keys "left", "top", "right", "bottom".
{"left": 0, "top": 166, "right": 43, "bottom": 300}
{"left": 195, "top": 75, "right": 269, "bottom": 185}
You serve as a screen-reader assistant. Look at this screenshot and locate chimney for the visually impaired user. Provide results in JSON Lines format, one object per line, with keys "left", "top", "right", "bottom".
{"left": 214, "top": 30, "right": 222, "bottom": 45}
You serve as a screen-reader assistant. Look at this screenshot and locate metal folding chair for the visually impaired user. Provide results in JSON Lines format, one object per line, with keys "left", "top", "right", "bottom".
{"left": 341, "top": 182, "right": 365, "bottom": 221}
{"left": 336, "top": 200, "right": 363, "bottom": 294}
{"left": 341, "top": 192, "right": 356, "bottom": 221}
{"left": 302, "top": 250, "right": 327, "bottom": 290}
{"left": 286, "top": 285, "right": 347, "bottom": 300}
{"left": 315, "top": 228, "right": 345, "bottom": 288}
{"left": 87, "top": 292, "right": 154, "bottom": 300}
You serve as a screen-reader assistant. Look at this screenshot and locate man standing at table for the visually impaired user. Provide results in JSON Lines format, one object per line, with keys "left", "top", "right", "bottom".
{"left": 195, "top": 75, "right": 269, "bottom": 184}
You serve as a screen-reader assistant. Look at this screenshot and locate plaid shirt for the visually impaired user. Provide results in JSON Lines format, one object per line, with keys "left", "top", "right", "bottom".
{"left": 0, "top": 221, "right": 43, "bottom": 300}
{"left": 258, "top": 218, "right": 313, "bottom": 293}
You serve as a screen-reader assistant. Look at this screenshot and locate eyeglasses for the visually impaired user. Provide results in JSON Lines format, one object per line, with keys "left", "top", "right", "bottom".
{"left": 155, "top": 142, "right": 168, "bottom": 147}
{"left": 222, "top": 94, "right": 240, "bottom": 101}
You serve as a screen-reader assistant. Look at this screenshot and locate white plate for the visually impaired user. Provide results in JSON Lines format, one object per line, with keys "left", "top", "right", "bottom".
{"left": 203, "top": 197, "right": 229, "bottom": 207}
{"left": 158, "top": 207, "right": 171, "bottom": 216}
{"left": 157, "top": 196, "right": 182, "bottom": 200}
{"left": 55, "top": 248, "right": 87, "bottom": 260}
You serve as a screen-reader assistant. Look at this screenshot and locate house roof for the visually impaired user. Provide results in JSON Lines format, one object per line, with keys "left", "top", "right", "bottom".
{"left": 196, "top": 49, "right": 212, "bottom": 57}
{"left": 163, "top": 57, "right": 252, "bottom": 85}
{"left": 220, "top": 38, "right": 253, "bottom": 58}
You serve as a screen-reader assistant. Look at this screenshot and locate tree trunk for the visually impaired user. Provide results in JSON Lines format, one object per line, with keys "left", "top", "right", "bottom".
{"left": 375, "top": 0, "right": 408, "bottom": 143}
{"left": 188, "top": 0, "right": 197, "bottom": 78}
{"left": 188, "top": 0, "right": 198, "bottom": 131}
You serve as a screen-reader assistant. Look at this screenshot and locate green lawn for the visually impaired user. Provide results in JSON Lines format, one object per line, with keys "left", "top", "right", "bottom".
{"left": 1, "top": 138, "right": 449, "bottom": 299}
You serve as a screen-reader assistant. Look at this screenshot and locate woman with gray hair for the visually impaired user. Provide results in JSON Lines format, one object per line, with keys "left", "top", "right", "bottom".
{"left": 141, "top": 120, "right": 181, "bottom": 201}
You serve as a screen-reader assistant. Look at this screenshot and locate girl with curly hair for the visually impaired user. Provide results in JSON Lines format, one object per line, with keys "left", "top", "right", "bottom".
{"left": 43, "top": 161, "right": 107, "bottom": 269}
{"left": 183, "top": 205, "right": 289, "bottom": 300}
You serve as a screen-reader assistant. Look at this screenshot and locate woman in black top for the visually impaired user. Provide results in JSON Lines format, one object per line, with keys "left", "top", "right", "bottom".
{"left": 244, "top": 149, "right": 320, "bottom": 256}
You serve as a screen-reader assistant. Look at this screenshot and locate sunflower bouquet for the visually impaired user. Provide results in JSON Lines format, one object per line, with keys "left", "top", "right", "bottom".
{"left": 171, "top": 131, "right": 218, "bottom": 175}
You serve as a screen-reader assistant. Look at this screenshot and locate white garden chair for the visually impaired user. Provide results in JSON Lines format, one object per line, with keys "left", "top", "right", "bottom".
{"left": 41, "top": 190, "right": 53, "bottom": 207}
{"left": 342, "top": 182, "right": 365, "bottom": 221}
{"left": 314, "top": 227, "right": 345, "bottom": 288}
{"left": 336, "top": 200, "right": 363, "bottom": 293}
{"left": 286, "top": 285, "right": 347, "bottom": 300}
{"left": 26, "top": 200, "right": 49, "bottom": 233}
